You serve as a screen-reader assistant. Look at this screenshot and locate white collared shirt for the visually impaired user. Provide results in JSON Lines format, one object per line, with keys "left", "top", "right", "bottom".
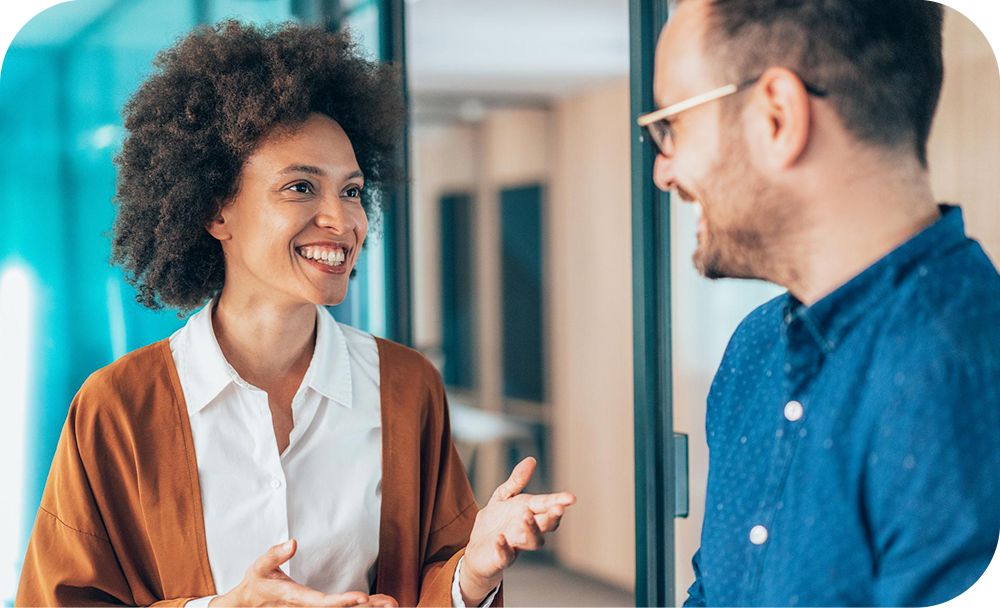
{"left": 169, "top": 303, "right": 488, "bottom": 607}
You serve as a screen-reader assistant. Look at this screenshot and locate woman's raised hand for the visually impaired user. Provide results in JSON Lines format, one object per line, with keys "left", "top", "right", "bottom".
{"left": 209, "top": 539, "right": 398, "bottom": 607}
{"left": 459, "top": 457, "right": 576, "bottom": 606}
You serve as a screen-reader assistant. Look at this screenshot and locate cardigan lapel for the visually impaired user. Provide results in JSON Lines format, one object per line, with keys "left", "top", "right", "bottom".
{"left": 373, "top": 337, "right": 428, "bottom": 606}
{"left": 150, "top": 339, "right": 217, "bottom": 598}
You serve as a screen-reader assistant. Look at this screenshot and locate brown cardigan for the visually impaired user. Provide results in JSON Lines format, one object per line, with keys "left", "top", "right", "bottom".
{"left": 16, "top": 338, "right": 502, "bottom": 607}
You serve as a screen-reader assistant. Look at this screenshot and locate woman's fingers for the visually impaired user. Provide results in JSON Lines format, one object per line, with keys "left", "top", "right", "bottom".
{"left": 526, "top": 491, "right": 576, "bottom": 514}
{"left": 534, "top": 505, "right": 565, "bottom": 533}
{"left": 506, "top": 508, "right": 545, "bottom": 551}
{"left": 276, "top": 579, "right": 353, "bottom": 606}
{"left": 318, "top": 591, "right": 370, "bottom": 607}
{"left": 253, "top": 539, "right": 297, "bottom": 576}
{"left": 491, "top": 457, "right": 537, "bottom": 502}
{"left": 495, "top": 533, "right": 517, "bottom": 568}
{"left": 364, "top": 593, "right": 399, "bottom": 607}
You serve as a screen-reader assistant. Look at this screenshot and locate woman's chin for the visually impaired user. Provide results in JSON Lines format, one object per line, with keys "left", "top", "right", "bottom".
{"left": 313, "top": 289, "right": 348, "bottom": 308}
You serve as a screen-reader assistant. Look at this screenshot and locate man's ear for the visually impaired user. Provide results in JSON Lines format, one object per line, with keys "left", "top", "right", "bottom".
{"left": 206, "top": 203, "right": 232, "bottom": 242}
{"left": 753, "top": 66, "right": 812, "bottom": 170}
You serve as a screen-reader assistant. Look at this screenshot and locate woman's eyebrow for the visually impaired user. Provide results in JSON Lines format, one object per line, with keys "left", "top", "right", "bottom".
{"left": 279, "top": 164, "right": 326, "bottom": 176}
{"left": 278, "top": 165, "right": 364, "bottom": 181}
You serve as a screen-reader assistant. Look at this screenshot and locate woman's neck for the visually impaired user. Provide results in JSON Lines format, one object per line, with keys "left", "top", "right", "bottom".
{"left": 210, "top": 289, "right": 317, "bottom": 390}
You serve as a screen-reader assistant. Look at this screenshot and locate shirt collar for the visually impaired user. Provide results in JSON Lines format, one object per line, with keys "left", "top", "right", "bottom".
{"left": 783, "top": 204, "right": 968, "bottom": 353}
{"left": 305, "top": 305, "right": 353, "bottom": 409}
{"left": 177, "top": 302, "right": 238, "bottom": 414}
{"left": 178, "top": 302, "right": 353, "bottom": 414}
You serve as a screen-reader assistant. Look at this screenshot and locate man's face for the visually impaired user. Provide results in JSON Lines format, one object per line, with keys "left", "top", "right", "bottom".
{"left": 652, "top": 0, "right": 793, "bottom": 280}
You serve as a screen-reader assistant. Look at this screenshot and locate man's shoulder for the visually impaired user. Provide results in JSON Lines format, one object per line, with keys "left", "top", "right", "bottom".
{"left": 725, "top": 292, "right": 788, "bottom": 351}
{"left": 864, "top": 254, "right": 1000, "bottom": 423}
{"left": 706, "top": 293, "right": 787, "bottom": 414}
{"left": 879, "top": 247, "right": 1000, "bottom": 369}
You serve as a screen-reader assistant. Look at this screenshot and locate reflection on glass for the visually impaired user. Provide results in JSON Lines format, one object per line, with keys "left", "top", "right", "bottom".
{"left": 0, "top": 264, "right": 35, "bottom": 603}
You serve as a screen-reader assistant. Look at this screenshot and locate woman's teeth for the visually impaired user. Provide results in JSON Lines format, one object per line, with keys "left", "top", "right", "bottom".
{"left": 298, "top": 246, "right": 347, "bottom": 266}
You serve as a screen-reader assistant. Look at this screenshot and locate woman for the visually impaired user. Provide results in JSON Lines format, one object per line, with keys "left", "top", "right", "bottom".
{"left": 16, "top": 21, "right": 573, "bottom": 607}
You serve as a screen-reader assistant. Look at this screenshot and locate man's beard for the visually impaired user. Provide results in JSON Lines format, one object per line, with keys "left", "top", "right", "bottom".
{"left": 692, "top": 128, "right": 795, "bottom": 282}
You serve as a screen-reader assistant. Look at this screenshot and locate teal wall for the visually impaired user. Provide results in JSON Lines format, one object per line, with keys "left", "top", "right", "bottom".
{"left": 0, "top": 1, "right": 389, "bottom": 601}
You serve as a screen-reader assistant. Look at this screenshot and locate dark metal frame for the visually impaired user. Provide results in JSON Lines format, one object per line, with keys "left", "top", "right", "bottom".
{"left": 378, "top": 0, "right": 413, "bottom": 346}
{"left": 307, "top": 0, "right": 411, "bottom": 344}
{"left": 630, "top": 0, "right": 674, "bottom": 605}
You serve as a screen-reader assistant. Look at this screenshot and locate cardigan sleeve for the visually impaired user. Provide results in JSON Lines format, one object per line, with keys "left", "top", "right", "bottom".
{"left": 17, "top": 399, "right": 138, "bottom": 607}
{"left": 16, "top": 390, "right": 203, "bottom": 607}
{"left": 415, "top": 393, "right": 503, "bottom": 608}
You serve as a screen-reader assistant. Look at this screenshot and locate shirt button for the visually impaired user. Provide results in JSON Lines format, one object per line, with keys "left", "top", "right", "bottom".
{"left": 270, "top": 478, "right": 283, "bottom": 490}
{"left": 784, "top": 400, "right": 804, "bottom": 422}
{"left": 749, "top": 525, "right": 769, "bottom": 545}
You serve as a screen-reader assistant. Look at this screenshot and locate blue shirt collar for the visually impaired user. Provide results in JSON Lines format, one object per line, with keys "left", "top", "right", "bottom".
{"left": 782, "top": 204, "right": 967, "bottom": 354}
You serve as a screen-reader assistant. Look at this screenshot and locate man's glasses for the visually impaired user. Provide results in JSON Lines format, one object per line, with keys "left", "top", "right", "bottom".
{"left": 637, "top": 73, "right": 828, "bottom": 155}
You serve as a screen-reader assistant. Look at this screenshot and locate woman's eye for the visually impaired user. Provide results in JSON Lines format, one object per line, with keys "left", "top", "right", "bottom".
{"left": 344, "top": 186, "right": 362, "bottom": 199}
{"left": 287, "top": 181, "right": 314, "bottom": 194}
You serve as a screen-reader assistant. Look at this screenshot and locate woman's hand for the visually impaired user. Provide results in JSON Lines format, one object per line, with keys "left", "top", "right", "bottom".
{"left": 208, "top": 539, "right": 397, "bottom": 607}
{"left": 459, "top": 457, "right": 576, "bottom": 605}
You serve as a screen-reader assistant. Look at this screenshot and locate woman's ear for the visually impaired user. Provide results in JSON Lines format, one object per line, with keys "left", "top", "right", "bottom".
{"left": 206, "top": 204, "right": 232, "bottom": 241}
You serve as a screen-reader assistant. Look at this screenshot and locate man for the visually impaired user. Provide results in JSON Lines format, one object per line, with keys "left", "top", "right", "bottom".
{"left": 638, "top": 0, "right": 1000, "bottom": 605}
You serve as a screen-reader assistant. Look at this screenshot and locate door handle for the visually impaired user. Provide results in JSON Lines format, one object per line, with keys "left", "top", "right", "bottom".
{"left": 674, "top": 432, "right": 689, "bottom": 518}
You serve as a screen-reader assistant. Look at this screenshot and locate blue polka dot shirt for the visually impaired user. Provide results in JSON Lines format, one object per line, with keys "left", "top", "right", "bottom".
{"left": 685, "top": 205, "right": 1000, "bottom": 607}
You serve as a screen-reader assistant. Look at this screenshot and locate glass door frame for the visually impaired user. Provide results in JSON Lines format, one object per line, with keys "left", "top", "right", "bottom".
{"left": 629, "top": 0, "right": 675, "bottom": 606}
{"left": 377, "top": 0, "right": 412, "bottom": 346}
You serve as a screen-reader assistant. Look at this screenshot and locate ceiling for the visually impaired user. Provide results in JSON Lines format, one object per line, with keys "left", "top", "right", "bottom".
{"left": 5, "top": 0, "right": 630, "bottom": 104}
{"left": 405, "top": 0, "right": 630, "bottom": 99}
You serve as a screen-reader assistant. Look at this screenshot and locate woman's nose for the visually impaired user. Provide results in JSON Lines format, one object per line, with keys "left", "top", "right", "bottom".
{"left": 315, "top": 197, "right": 357, "bottom": 232}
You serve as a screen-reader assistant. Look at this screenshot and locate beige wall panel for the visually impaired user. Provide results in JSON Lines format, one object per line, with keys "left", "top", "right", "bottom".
{"left": 482, "top": 108, "right": 551, "bottom": 186}
{"left": 471, "top": 108, "right": 553, "bottom": 498}
{"left": 410, "top": 124, "right": 479, "bottom": 352}
{"left": 928, "top": 7, "right": 1000, "bottom": 262}
{"left": 549, "top": 79, "right": 635, "bottom": 590}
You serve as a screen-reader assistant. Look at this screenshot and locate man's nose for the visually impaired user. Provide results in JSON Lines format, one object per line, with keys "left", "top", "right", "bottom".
{"left": 652, "top": 152, "right": 676, "bottom": 193}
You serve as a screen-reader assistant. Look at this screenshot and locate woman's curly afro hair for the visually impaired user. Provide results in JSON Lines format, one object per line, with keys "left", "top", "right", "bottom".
{"left": 111, "top": 20, "right": 404, "bottom": 312}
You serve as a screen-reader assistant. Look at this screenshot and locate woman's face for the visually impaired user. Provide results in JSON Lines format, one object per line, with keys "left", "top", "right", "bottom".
{"left": 209, "top": 113, "right": 368, "bottom": 308}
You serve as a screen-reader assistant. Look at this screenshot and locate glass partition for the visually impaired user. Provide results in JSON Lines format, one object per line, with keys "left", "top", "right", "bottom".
{"left": 0, "top": 2, "right": 399, "bottom": 601}
{"left": 406, "top": 1, "right": 635, "bottom": 604}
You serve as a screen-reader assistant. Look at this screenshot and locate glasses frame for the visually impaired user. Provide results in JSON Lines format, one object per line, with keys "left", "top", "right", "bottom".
{"left": 637, "top": 73, "right": 828, "bottom": 154}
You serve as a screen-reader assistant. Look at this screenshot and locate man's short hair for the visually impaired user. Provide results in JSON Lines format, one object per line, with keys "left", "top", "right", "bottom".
{"left": 696, "top": 0, "right": 944, "bottom": 165}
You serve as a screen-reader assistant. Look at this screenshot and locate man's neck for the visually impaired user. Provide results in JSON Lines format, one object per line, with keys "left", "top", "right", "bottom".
{"left": 773, "top": 167, "right": 940, "bottom": 306}
{"left": 211, "top": 287, "right": 317, "bottom": 389}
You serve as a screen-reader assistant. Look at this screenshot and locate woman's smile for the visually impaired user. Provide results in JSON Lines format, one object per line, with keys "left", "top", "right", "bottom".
{"left": 296, "top": 243, "right": 353, "bottom": 274}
